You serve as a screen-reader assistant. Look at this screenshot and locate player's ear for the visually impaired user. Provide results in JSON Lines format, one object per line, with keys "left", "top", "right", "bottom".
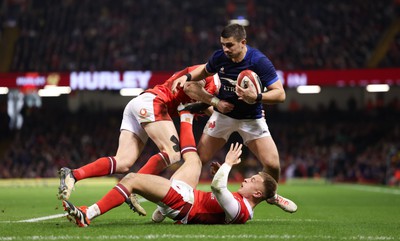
{"left": 253, "top": 190, "right": 263, "bottom": 199}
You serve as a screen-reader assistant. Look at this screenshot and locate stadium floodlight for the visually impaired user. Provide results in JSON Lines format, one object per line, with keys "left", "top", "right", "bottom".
{"left": 38, "top": 88, "right": 61, "bottom": 97}
{"left": 38, "top": 85, "right": 71, "bottom": 97}
{"left": 45, "top": 85, "right": 71, "bottom": 94}
{"left": 229, "top": 17, "right": 249, "bottom": 26}
{"left": 366, "top": 84, "right": 390, "bottom": 92}
{"left": 120, "top": 88, "right": 144, "bottom": 97}
{"left": 0, "top": 87, "right": 9, "bottom": 95}
{"left": 296, "top": 85, "right": 321, "bottom": 94}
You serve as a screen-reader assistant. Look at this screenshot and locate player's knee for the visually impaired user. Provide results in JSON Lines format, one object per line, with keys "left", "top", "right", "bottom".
{"left": 120, "top": 172, "right": 137, "bottom": 187}
{"left": 262, "top": 153, "right": 280, "bottom": 168}
{"left": 268, "top": 160, "right": 280, "bottom": 171}
{"left": 116, "top": 161, "right": 133, "bottom": 173}
{"left": 114, "top": 156, "right": 135, "bottom": 173}
{"left": 198, "top": 151, "right": 212, "bottom": 164}
{"left": 124, "top": 172, "right": 136, "bottom": 180}
{"left": 263, "top": 162, "right": 280, "bottom": 173}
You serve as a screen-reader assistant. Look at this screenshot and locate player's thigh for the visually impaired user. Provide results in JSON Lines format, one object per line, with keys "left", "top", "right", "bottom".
{"left": 197, "top": 134, "right": 226, "bottom": 164}
{"left": 122, "top": 173, "right": 171, "bottom": 204}
{"left": 144, "top": 120, "right": 180, "bottom": 156}
{"left": 247, "top": 136, "right": 280, "bottom": 168}
{"left": 199, "top": 112, "right": 235, "bottom": 163}
{"left": 115, "top": 130, "right": 145, "bottom": 169}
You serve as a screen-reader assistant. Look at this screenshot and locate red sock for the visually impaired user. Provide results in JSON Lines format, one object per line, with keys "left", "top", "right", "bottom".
{"left": 96, "top": 183, "right": 130, "bottom": 214}
{"left": 180, "top": 121, "right": 196, "bottom": 155}
{"left": 73, "top": 156, "right": 117, "bottom": 181}
{"left": 137, "top": 152, "right": 170, "bottom": 175}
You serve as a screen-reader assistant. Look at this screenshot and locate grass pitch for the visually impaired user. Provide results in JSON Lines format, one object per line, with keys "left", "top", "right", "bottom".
{"left": 0, "top": 178, "right": 399, "bottom": 241}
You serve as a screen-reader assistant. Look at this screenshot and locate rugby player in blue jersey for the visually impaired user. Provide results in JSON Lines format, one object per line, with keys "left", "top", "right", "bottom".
{"left": 171, "top": 23, "right": 297, "bottom": 215}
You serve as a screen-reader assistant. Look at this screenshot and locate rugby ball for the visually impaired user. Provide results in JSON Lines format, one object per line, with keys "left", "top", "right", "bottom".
{"left": 237, "top": 70, "right": 262, "bottom": 94}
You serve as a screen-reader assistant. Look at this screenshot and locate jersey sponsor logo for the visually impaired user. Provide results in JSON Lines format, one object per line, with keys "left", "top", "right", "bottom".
{"left": 223, "top": 85, "right": 236, "bottom": 92}
{"left": 139, "top": 108, "right": 148, "bottom": 117}
{"left": 260, "top": 128, "right": 268, "bottom": 135}
{"left": 210, "top": 193, "right": 216, "bottom": 199}
{"left": 220, "top": 77, "right": 237, "bottom": 86}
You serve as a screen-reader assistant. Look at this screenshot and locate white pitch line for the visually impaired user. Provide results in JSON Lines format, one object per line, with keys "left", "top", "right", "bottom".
{"left": 1, "top": 198, "right": 149, "bottom": 224}
{"left": 252, "top": 218, "right": 321, "bottom": 222}
{"left": 1, "top": 217, "right": 318, "bottom": 224}
{"left": 340, "top": 185, "right": 400, "bottom": 195}
{"left": 0, "top": 234, "right": 398, "bottom": 240}
{"left": 16, "top": 213, "right": 68, "bottom": 223}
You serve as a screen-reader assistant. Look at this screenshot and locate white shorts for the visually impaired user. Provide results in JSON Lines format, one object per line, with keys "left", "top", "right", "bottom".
{"left": 203, "top": 111, "right": 271, "bottom": 145}
{"left": 120, "top": 93, "right": 155, "bottom": 144}
{"left": 157, "top": 179, "right": 194, "bottom": 224}
{"left": 120, "top": 92, "right": 174, "bottom": 144}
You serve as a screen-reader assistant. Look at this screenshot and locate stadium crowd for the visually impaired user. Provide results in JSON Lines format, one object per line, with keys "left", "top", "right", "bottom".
{"left": 2, "top": 0, "right": 399, "bottom": 72}
{"left": 0, "top": 0, "right": 400, "bottom": 185}
{"left": 0, "top": 97, "right": 399, "bottom": 185}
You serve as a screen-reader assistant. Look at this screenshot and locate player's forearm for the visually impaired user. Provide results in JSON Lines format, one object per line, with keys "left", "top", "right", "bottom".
{"left": 187, "top": 64, "right": 210, "bottom": 82}
{"left": 211, "top": 163, "right": 231, "bottom": 191}
{"left": 211, "top": 163, "right": 240, "bottom": 221}
{"left": 261, "top": 88, "right": 286, "bottom": 104}
{"left": 184, "top": 82, "right": 220, "bottom": 108}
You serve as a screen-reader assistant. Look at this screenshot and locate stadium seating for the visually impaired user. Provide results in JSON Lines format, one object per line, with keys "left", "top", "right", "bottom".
{"left": 1, "top": 0, "right": 398, "bottom": 71}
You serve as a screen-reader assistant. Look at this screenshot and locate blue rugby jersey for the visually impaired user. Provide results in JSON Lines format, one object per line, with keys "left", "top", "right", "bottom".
{"left": 205, "top": 45, "right": 279, "bottom": 119}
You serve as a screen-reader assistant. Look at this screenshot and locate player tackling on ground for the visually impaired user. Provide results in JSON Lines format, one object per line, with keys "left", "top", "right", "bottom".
{"left": 63, "top": 110, "right": 278, "bottom": 226}
{"left": 57, "top": 65, "right": 233, "bottom": 215}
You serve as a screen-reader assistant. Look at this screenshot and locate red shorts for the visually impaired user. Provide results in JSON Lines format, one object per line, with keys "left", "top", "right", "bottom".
{"left": 395, "top": 170, "right": 400, "bottom": 180}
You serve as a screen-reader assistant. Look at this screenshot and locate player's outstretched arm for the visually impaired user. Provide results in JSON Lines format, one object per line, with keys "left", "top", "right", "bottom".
{"left": 224, "top": 143, "right": 242, "bottom": 166}
{"left": 211, "top": 143, "right": 243, "bottom": 222}
{"left": 184, "top": 80, "right": 234, "bottom": 114}
{"left": 172, "top": 64, "right": 210, "bottom": 93}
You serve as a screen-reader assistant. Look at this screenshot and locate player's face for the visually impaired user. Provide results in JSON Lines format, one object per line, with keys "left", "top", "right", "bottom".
{"left": 238, "top": 174, "right": 264, "bottom": 197}
{"left": 220, "top": 37, "right": 245, "bottom": 60}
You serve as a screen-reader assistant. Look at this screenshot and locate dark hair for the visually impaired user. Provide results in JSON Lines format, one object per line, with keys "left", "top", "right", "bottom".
{"left": 258, "top": 171, "right": 277, "bottom": 200}
{"left": 221, "top": 23, "right": 246, "bottom": 42}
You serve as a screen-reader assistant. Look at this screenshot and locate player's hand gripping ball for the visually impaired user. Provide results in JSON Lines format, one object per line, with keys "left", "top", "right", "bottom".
{"left": 236, "top": 70, "right": 262, "bottom": 104}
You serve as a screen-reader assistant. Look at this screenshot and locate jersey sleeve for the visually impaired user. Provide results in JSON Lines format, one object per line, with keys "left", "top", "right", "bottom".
{"left": 205, "top": 50, "right": 223, "bottom": 74}
{"left": 255, "top": 56, "right": 279, "bottom": 87}
{"left": 210, "top": 163, "right": 241, "bottom": 223}
{"left": 203, "top": 74, "right": 220, "bottom": 95}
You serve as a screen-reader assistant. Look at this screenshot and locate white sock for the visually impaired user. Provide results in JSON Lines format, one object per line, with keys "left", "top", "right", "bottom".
{"left": 86, "top": 204, "right": 101, "bottom": 220}
{"left": 180, "top": 112, "right": 194, "bottom": 124}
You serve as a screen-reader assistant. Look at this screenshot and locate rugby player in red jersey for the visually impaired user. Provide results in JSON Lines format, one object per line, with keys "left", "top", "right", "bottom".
{"left": 57, "top": 65, "right": 234, "bottom": 215}
{"left": 63, "top": 110, "right": 276, "bottom": 226}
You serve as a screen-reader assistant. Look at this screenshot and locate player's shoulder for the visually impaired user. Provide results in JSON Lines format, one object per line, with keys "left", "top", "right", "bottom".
{"left": 246, "top": 45, "right": 268, "bottom": 61}
{"left": 211, "top": 49, "right": 226, "bottom": 59}
{"left": 246, "top": 46, "right": 274, "bottom": 70}
{"left": 232, "top": 192, "right": 245, "bottom": 201}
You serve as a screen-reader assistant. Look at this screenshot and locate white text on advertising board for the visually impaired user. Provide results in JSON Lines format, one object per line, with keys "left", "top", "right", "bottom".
{"left": 70, "top": 71, "right": 152, "bottom": 90}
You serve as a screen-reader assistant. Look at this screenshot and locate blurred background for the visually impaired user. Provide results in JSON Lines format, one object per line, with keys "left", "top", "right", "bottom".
{"left": 0, "top": 0, "right": 399, "bottom": 185}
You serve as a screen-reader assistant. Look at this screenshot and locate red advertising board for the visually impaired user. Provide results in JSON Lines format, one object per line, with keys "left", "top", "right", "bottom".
{"left": 1, "top": 68, "right": 399, "bottom": 90}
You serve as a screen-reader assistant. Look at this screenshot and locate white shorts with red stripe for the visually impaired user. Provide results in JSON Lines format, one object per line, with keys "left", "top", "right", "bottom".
{"left": 157, "top": 179, "right": 194, "bottom": 224}
{"left": 120, "top": 92, "right": 171, "bottom": 143}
